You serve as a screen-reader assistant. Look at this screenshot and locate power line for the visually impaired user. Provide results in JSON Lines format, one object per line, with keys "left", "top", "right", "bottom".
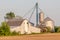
{"left": 23, "top": 5, "right": 36, "bottom": 18}
{"left": 29, "top": 6, "right": 36, "bottom": 21}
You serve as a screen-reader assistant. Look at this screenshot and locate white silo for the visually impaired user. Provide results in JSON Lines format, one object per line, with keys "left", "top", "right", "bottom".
{"left": 39, "top": 10, "right": 44, "bottom": 24}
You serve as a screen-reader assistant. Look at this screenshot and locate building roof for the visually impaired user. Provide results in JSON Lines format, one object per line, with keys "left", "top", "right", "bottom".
{"left": 6, "top": 18, "right": 24, "bottom": 26}
{"left": 44, "top": 17, "right": 54, "bottom": 22}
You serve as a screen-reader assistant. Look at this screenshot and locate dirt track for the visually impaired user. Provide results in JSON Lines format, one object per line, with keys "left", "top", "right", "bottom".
{"left": 0, "top": 33, "right": 60, "bottom": 40}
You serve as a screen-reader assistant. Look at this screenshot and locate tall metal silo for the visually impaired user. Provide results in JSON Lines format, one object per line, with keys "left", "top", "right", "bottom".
{"left": 36, "top": 2, "right": 38, "bottom": 26}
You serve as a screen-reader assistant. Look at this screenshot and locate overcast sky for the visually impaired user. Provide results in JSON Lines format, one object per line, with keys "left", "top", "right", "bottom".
{"left": 0, "top": 0, "right": 60, "bottom": 26}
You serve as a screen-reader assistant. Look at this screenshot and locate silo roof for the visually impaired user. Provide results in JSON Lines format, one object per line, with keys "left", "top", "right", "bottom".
{"left": 44, "top": 17, "right": 54, "bottom": 22}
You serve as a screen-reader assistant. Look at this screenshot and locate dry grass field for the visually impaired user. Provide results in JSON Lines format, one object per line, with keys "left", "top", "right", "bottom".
{"left": 0, "top": 33, "right": 60, "bottom": 40}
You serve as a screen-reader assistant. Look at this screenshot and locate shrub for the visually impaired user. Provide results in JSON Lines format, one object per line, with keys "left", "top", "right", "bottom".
{"left": 46, "top": 27, "right": 51, "bottom": 32}
{"left": 55, "top": 27, "right": 60, "bottom": 32}
{"left": 41, "top": 27, "right": 51, "bottom": 33}
{"left": 11, "top": 31, "right": 20, "bottom": 35}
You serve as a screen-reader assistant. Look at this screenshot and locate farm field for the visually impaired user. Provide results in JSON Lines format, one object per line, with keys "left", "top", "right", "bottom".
{"left": 0, "top": 33, "right": 60, "bottom": 40}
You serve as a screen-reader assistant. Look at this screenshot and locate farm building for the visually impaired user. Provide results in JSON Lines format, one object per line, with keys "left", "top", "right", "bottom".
{"left": 5, "top": 10, "right": 55, "bottom": 34}
{"left": 39, "top": 10, "right": 55, "bottom": 32}
{"left": 6, "top": 16, "right": 41, "bottom": 34}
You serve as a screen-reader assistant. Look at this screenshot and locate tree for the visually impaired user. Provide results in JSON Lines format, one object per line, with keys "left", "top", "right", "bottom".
{"left": 5, "top": 12, "right": 15, "bottom": 19}
{"left": 0, "top": 22, "right": 11, "bottom": 36}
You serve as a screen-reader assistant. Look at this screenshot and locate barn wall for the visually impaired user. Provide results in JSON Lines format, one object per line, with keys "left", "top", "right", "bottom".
{"left": 29, "top": 26, "right": 41, "bottom": 33}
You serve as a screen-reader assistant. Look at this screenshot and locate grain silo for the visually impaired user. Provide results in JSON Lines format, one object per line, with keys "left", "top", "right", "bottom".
{"left": 39, "top": 10, "right": 44, "bottom": 24}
